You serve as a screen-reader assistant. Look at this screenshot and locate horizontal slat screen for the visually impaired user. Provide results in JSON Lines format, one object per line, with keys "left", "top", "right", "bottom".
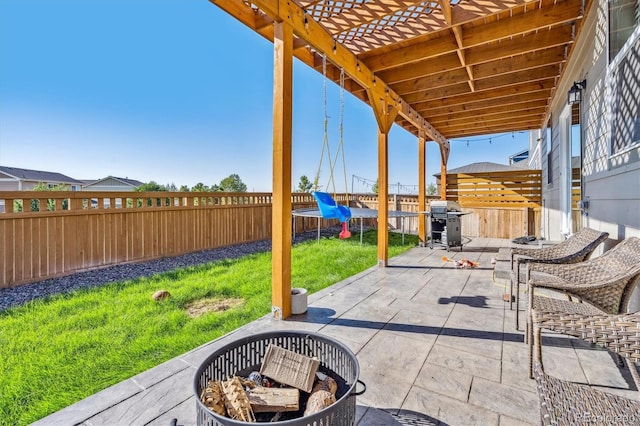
{"left": 444, "top": 170, "right": 542, "bottom": 208}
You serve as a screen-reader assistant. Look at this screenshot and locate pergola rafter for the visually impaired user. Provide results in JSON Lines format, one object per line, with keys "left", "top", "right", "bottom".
{"left": 212, "top": 0, "right": 589, "bottom": 140}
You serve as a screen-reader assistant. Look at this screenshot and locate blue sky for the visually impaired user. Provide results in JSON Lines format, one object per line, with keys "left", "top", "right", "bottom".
{"left": 0, "top": 0, "right": 530, "bottom": 193}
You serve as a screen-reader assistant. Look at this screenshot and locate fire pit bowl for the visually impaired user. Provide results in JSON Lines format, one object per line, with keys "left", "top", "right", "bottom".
{"left": 194, "top": 330, "right": 364, "bottom": 425}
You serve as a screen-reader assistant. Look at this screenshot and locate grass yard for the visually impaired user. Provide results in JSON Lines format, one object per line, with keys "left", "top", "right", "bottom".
{"left": 0, "top": 230, "right": 417, "bottom": 425}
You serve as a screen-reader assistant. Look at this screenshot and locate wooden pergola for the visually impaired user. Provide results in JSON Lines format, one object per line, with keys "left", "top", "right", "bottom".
{"left": 208, "top": 0, "right": 591, "bottom": 318}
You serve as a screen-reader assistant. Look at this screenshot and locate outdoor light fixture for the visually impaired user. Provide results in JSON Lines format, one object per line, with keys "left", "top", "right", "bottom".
{"left": 568, "top": 79, "right": 587, "bottom": 105}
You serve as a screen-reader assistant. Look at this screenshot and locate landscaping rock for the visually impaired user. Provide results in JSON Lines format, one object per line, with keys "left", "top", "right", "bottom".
{"left": 152, "top": 290, "right": 171, "bottom": 301}
{"left": 0, "top": 226, "right": 348, "bottom": 311}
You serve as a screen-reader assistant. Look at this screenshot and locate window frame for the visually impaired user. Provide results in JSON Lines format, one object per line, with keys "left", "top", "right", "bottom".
{"left": 607, "top": 22, "right": 640, "bottom": 159}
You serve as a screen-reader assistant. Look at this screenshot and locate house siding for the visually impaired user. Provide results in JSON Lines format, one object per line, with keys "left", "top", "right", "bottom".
{"left": 0, "top": 167, "right": 84, "bottom": 191}
{"left": 0, "top": 181, "right": 19, "bottom": 191}
{"left": 543, "top": 0, "right": 640, "bottom": 241}
{"left": 542, "top": 0, "right": 640, "bottom": 310}
{"left": 543, "top": 117, "right": 563, "bottom": 241}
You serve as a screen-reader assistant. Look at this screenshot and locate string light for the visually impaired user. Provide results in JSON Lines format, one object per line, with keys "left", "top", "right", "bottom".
{"left": 452, "top": 131, "right": 527, "bottom": 145}
{"left": 351, "top": 175, "right": 420, "bottom": 194}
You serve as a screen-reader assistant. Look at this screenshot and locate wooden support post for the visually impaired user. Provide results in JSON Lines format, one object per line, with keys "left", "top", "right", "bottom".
{"left": 369, "top": 90, "right": 398, "bottom": 267}
{"left": 418, "top": 132, "right": 426, "bottom": 246}
{"left": 271, "top": 20, "right": 293, "bottom": 320}
{"left": 440, "top": 162, "right": 447, "bottom": 200}
{"left": 439, "top": 144, "right": 449, "bottom": 201}
{"left": 377, "top": 130, "right": 389, "bottom": 266}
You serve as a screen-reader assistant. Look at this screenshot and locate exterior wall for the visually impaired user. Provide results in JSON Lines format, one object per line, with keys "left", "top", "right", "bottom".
{"left": 16, "top": 182, "right": 39, "bottom": 191}
{"left": 0, "top": 180, "right": 73, "bottom": 191}
{"left": 543, "top": 1, "right": 640, "bottom": 240}
{"left": 542, "top": 1, "right": 640, "bottom": 310}
{"left": 0, "top": 171, "right": 20, "bottom": 190}
{"left": 542, "top": 119, "right": 563, "bottom": 241}
{"left": 0, "top": 181, "right": 20, "bottom": 191}
{"left": 580, "top": 2, "right": 639, "bottom": 241}
{"left": 527, "top": 129, "right": 543, "bottom": 170}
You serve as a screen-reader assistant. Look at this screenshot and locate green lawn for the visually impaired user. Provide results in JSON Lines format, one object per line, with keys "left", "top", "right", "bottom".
{"left": 0, "top": 230, "right": 417, "bottom": 425}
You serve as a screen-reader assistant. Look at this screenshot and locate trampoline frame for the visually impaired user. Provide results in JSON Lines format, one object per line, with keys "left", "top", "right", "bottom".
{"left": 292, "top": 207, "right": 419, "bottom": 245}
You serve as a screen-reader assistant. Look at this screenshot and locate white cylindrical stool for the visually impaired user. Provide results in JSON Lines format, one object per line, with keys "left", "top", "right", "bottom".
{"left": 291, "top": 288, "right": 308, "bottom": 314}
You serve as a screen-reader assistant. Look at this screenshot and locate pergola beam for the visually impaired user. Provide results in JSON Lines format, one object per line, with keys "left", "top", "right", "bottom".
{"left": 413, "top": 79, "right": 555, "bottom": 112}
{"left": 461, "top": 0, "right": 583, "bottom": 48}
{"left": 401, "top": 64, "right": 559, "bottom": 104}
{"left": 360, "top": 4, "right": 575, "bottom": 74}
{"left": 429, "top": 100, "right": 549, "bottom": 124}
{"left": 440, "top": 0, "right": 475, "bottom": 91}
{"left": 389, "top": 47, "right": 566, "bottom": 96}
{"left": 450, "top": 0, "right": 531, "bottom": 25}
{"left": 361, "top": 31, "right": 457, "bottom": 73}
{"left": 377, "top": 26, "right": 573, "bottom": 85}
{"left": 444, "top": 121, "right": 543, "bottom": 138}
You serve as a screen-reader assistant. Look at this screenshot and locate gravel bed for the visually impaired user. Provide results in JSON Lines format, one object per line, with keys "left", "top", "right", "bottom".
{"left": 0, "top": 227, "right": 348, "bottom": 312}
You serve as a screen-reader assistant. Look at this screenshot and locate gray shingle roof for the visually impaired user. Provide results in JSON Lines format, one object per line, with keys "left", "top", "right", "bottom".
{"left": 114, "top": 177, "right": 144, "bottom": 187}
{"left": 0, "top": 166, "right": 83, "bottom": 184}
{"left": 433, "top": 162, "right": 530, "bottom": 177}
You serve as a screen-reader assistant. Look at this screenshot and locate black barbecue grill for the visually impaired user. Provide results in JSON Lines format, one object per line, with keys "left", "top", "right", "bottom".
{"left": 428, "top": 201, "right": 466, "bottom": 251}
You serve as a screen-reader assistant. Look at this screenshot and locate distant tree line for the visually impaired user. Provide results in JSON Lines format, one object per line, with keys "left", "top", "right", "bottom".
{"left": 135, "top": 174, "right": 248, "bottom": 192}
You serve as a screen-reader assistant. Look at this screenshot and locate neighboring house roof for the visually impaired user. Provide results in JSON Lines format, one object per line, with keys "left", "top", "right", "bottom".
{"left": 0, "top": 166, "right": 84, "bottom": 185}
{"left": 82, "top": 176, "right": 143, "bottom": 188}
{"left": 433, "top": 162, "right": 530, "bottom": 177}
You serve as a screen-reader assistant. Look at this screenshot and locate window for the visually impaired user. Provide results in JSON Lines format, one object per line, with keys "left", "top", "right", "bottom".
{"left": 609, "top": 28, "right": 640, "bottom": 155}
{"left": 609, "top": 0, "right": 639, "bottom": 62}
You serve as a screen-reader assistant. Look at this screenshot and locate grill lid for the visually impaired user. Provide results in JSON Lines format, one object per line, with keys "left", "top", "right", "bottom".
{"left": 430, "top": 201, "right": 462, "bottom": 212}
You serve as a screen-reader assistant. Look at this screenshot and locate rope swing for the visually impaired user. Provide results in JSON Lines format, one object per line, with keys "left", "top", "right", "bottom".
{"left": 314, "top": 54, "right": 349, "bottom": 201}
{"left": 313, "top": 54, "right": 352, "bottom": 239}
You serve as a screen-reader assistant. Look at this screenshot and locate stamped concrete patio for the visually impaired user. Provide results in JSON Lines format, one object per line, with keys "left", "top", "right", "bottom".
{"left": 34, "top": 238, "right": 639, "bottom": 426}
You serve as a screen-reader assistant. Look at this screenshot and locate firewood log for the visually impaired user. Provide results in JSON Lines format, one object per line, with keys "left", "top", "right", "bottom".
{"left": 303, "top": 376, "right": 337, "bottom": 416}
{"left": 221, "top": 376, "right": 256, "bottom": 422}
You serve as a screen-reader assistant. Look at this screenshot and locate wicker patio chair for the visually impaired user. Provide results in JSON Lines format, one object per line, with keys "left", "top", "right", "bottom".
{"left": 510, "top": 227, "right": 609, "bottom": 330}
{"left": 533, "top": 361, "right": 640, "bottom": 426}
{"left": 525, "top": 237, "right": 640, "bottom": 379}
{"left": 533, "top": 311, "right": 640, "bottom": 389}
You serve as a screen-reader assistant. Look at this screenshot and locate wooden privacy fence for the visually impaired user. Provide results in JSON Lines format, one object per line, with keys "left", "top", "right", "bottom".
{"left": 0, "top": 191, "right": 323, "bottom": 288}
{"left": 0, "top": 169, "right": 550, "bottom": 288}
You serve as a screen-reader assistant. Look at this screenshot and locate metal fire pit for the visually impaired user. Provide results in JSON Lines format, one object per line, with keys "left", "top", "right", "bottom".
{"left": 194, "top": 330, "right": 364, "bottom": 426}
{"left": 429, "top": 200, "right": 465, "bottom": 251}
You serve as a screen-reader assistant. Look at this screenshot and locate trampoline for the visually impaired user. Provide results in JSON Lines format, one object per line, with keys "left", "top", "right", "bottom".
{"left": 292, "top": 207, "right": 419, "bottom": 245}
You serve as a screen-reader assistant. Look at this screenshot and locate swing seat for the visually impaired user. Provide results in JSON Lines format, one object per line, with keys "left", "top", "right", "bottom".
{"left": 313, "top": 192, "right": 352, "bottom": 223}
